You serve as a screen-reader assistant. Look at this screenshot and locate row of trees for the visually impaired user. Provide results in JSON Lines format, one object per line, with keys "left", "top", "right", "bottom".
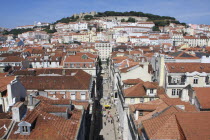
{"left": 2, "top": 28, "right": 34, "bottom": 36}
{"left": 121, "top": 17, "right": 136, "bottom": 23}
{"left": 55, "top": 14, "right": 94, "bottom": 23}
{"left": 94, "top": 11, "right": 176, "bottom": 20}
{"left": 2, "top": 25, "right": 57, "bottom": 36}
{"left": 55, "top": 11, "right": 186, "bottom": 27}
{"left": 96, "top": 11, "right": 186, "bottom": 27}
{"left": 55, "top": 16, "right": 79, "bottom": 24}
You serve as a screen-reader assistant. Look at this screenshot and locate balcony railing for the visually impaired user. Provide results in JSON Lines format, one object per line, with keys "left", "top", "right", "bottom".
{"left": 168, "top": 82, "right": 185, "bottom": 85}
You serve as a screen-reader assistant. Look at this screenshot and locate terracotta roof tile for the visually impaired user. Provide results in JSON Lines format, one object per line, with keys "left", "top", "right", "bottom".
{"left": 142, "top": 112, "right": 184, "bottom": 140}
{"left": 123, "top": 78, "right": 144, "bottom": 85}
{"left": 9, "top": 98, "right": 83, "bottom": 140}
{"left": 0, "top": 119, "right": 12, "bottom": 138}
{"left": 143, "top": 81, "right": 158, "bottom": 89}
{"left": 19, "top": 70, "right": 91, "bottom": 90}
{"left": 0, "top": 76, "right": 15, "bottom": 92}
{"left": 176, "top": 112, "right": 210, "bottom": 140}
{"left": 165, "top": 63, "right": 210, "bottom": 73}
{"left": 193, "top": 87, "right": 210, "bottom": 109}
{"left": 124, "top": 83, "right": 146, "bottom": 97}
{"left": 0, "top": 56, "right": 24, "bottom": 62}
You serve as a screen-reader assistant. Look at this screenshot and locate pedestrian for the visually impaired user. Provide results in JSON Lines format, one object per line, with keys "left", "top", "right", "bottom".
{"left": 111, "top": 119, "right": 113, "bottom": 124}
{"left": 104, "top": 122, "right": 106, "bottom": 126}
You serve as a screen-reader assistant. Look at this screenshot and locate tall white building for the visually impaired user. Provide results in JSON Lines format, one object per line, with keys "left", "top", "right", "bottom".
{"left": 95, "top": 42, "right": 113, "bottom": 61}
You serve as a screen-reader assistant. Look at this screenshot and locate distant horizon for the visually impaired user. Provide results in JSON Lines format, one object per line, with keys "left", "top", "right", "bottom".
{"left": 1, "top": 0, "right": 210, "bottom": 28}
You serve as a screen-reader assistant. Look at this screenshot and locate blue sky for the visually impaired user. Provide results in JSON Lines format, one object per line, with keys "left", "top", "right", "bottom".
{"left": 1, "top": 0, "right": 210, "bottom": 28}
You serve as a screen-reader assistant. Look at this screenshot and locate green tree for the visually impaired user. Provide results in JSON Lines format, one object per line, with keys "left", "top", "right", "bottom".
{"left": 127, "top": 17, "right": 136, "bottom": 22}
{"left": 84, "top": 15, "right": 93, "bottom": 21}
{"left": 3, "top": 28, "right": 34, "bottom": 36}
{"left": 152, "top": 26, "right": 160, "bottom": 31}
{"left": 42, "top": 25, "right": 57, "bottom": 33}
{"left": 121, "top": 19, "right": 126, "bottom": 22}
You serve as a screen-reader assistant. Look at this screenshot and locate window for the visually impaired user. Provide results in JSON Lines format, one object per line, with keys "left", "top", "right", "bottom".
{"left": 60, "top": 92, "right": 65, "bottom": 94}
{"left": 115, "top": 92, "right": 118, "bottom": 98}
{"left": 76, "top": 64, "right": 80, "bottom": 68}
{"left": 49, "top": 92, "right": 55, "bottom": 94}
{"left": 130, "top": 98, "right": 135, "bottom": 103}
{"left": 150, "top": 98, "right": 154, "bottom": 101}
{"left": 194, "top": 77, "right": 198, "bottom": 84}
{"left": 80, "top": 92, "right": 86, "bottom": 100}
{"left": 70, "top": 63, "right": 74, "bottom": 68}
{"left": 177, "top": 89, "right": 181, "bottom": 95}
{"left": 150, "top": 89, "right": 154, "bottom": 94}
{"left": 139, "top": 111, "right": 143, "bottom": 116}
{"left": 172, "top": 89, "right": 176, "bottom": 96}
{"left": 71, "top": 92, "right": 76, "bottom": 100}
{"left": 64, "top": 63, "right": 68, "bottom": 68}
{"left": 22, "top": 126, "right": 28, "bottom": 132}
{"left": 140, "top": 98, "right": 144, "bottom": 103}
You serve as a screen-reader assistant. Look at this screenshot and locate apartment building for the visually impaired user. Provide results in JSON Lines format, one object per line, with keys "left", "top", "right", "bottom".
{"left": 95, "top": 42, "right": 112, "bottom": 61}
{"left": 165, "top": 63, "right": 210, "bottom": 98}
{"left": 63, "top": 52, "right": 99, "bottom": 76}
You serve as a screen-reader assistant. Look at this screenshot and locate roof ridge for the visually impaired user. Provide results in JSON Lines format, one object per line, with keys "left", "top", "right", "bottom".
{"left": 174, "top": 114, "right": 187, "bottom": 140}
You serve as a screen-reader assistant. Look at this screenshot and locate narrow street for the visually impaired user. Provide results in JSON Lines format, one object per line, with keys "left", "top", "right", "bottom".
{"left": 95, "top": 66, "right": 122, "bottom": 140}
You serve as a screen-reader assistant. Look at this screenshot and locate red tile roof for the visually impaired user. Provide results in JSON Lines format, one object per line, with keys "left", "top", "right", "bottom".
{"left": 9, "top": 97, "right": 83, "bottom": 140}
{"left": 0, "top": 119, "right": 12, "bottom": 138}
{"left": 0, "top": 47, "right": 9, "bottom": 52}
{"left": 19, "top": 71, "right": 91, "bottom": 90}
{"left": 124, "top": 83, "right": 146, "bottom": 97}
{"left": 142, "top": 112, "right": 185, "bottom": 140}
{"left": 36, "top": 96, "right": 89, "bottom": 110}
{"left": 120, "top": 64, "right": 140, "bottom": 73}
{"left": 143, "top": 81, "right": 158, "bottom": 89}
{"left": 123, "top": 78, "right": 144, "bottom": 85}
{"left": 165, "top": 63, "right": 210, "bottom": 73}
{"left": 0, "top": 76, "right": 15, "bottom": 92}
{"left": 193, "top": 87, "right": 210, "bottom": 109}
{"left": 176, "top": 112, "right": 210, "bottom": 140}
{"left": 0, "top": 56, "right": 24, "bottom": 62}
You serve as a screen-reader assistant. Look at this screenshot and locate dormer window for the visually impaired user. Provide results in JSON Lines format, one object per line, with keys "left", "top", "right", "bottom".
{"left": 18, "top": 121, "right": 31, "bottom": 135}
{"left": 150, "top": 89, "right": 154, "bottom": 94}
{"left": 139, "top": 111, "right": 143, "bottom": 116}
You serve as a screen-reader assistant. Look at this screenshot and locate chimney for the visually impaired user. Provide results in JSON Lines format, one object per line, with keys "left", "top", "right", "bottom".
{"left": 135, "top": 110, "right": 139, "bottom": 120}
{"left": 12, "top": 102, "right": 26, "bottom": 122}
{"left": 29, "top": 94, "right": 33, "bottom": 105}
{"left": 69, "top": 100, "right": 72, "bottom": 111}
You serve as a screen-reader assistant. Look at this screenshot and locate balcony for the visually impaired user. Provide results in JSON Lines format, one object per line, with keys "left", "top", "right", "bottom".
{"left": 167, "top": 82, "right": 186, "bottom": 88}
{"left": 168, "top": 82, "right": 185, "bottom": 85}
